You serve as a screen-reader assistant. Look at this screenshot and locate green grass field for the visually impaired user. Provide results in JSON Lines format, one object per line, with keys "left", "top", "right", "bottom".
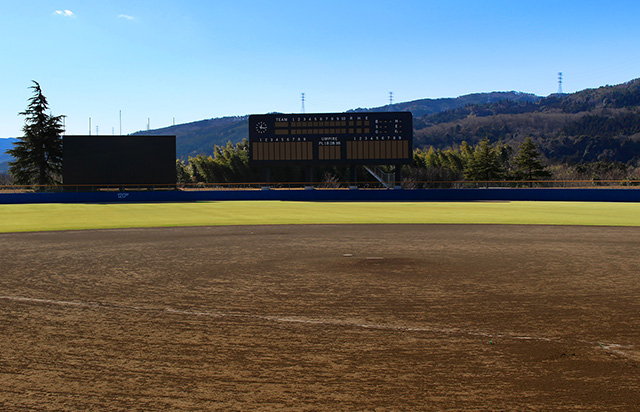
{"left": 1, "top": 201, "right": 639, "bottom": 233}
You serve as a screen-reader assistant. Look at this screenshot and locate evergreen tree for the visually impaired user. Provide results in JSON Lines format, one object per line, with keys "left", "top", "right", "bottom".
{"left": 513, "top": 136, "right": 551, "bottom": 182}
{"left": 442, "top": 149, "right": 465, "bottom": 173}
{"left": 459, "top": 140, "right": 474, "bottom": 162}
{"left": 411, "top": 148, "right": 426, "bottom": 168}
{"left": 175, "top": 159, "right": 191, "bottom": 184}
{"left": 6, "top": 81, "right": 64, "bottom": 186}
{"left": 424, "top": 146, "right": 441, "bottom": 168}
{"left": 464, "top": 139, "right": 504, "bottom": 184}
{"left": 497, "top": 142, "right": 514, "bottom": 178}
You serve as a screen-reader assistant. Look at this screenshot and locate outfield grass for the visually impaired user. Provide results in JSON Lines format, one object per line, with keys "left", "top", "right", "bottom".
{"left": 1, "top": 201, "right": 639, "bottom": 233}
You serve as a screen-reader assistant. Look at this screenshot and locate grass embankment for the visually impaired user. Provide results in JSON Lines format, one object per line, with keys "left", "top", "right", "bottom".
{"left": 1, "top": 201, "right": 639, "bottom": 233}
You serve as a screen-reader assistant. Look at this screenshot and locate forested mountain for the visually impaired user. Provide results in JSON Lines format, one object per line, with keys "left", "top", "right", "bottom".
{"left": 350, "top": 91, "right": 540, "bottom": 117}
{"left": 138, "top": 79, "right": 640, "bottom": 165}
{"left": 134, "top": 92, "right": 540, "bottom": 160}
{"left": 414, "top": 78, "right": 640, "bottom": 164}
{"left": 5, "top": 79, "right": 639, "bottom": 168}
{"left": 134, "top": 116, "right": 248, "bottom": 160}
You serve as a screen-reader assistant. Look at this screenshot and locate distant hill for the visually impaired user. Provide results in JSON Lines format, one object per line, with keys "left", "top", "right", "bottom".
{"left": 134, "top": 116, "right": 248, "bottom": 159}
{"left": 414, "top": 78, "right": 640, "bottom": 164}
{"left": 350, "top": 91, "right": 541, "bottom": 117}
{"left": 5, "top": 80, "right": 639, "bottom": 167}
{"left": 133, "top": 92, "right": 541, "bottom": 159}
{"left": 0, "top": 138, "right": 17, "bottom": 173}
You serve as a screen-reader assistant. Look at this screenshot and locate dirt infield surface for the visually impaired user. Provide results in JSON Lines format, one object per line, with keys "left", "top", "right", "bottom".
{"left": 1, "top": 224, "right": 639, "bottom": 411}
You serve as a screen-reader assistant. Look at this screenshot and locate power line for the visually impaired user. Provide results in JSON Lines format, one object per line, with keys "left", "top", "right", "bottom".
{"left": 558, "top": 72, "right": 563, "bottom": 94}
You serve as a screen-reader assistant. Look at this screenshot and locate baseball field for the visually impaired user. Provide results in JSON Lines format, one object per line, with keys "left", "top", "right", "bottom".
{"left": 1, "top": 201, "right": 639, "bottom": 410}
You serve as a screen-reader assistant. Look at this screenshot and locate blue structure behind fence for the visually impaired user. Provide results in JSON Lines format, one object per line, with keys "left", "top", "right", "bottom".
{"left": 1, "top": 188, "right": 639, "bottom": 204}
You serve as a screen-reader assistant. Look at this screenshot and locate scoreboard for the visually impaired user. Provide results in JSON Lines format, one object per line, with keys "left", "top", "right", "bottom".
{"left": 248, "top": 112, "right": 412, "bottom": 166}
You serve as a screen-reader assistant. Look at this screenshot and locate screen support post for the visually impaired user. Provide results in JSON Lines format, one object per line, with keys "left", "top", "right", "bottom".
{"left": 261, "top": 168, "right": 271, "bottom": 191}
{"left": 349, "top": 165, "right": 358, "bottom": 190}
{"left": 395, "top": 165, "right": 403, "bottom": 190}
{"left": 305, "top": 167, "right": 314, "bottom": 191}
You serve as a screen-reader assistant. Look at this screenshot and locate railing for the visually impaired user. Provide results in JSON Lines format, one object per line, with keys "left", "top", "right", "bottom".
{"left": 402, "top": 179, "right": 640, "bottom": 189}
{"left": 1, "top": 180, "right": 639, "bottom": 193}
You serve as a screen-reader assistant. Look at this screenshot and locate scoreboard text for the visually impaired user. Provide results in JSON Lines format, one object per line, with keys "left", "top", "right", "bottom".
{"left": 248, "top": 112, "right": 412, "bottom": 166}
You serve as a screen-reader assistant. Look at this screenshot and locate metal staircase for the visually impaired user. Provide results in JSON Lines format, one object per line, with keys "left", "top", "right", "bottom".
{"left": 363, "top": 166, "right": 393, "bottom": 189}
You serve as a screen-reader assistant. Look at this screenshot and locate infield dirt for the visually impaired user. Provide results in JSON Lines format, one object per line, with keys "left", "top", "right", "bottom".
{"left": 1, "top": 224, "right": 639, "bottom": 411}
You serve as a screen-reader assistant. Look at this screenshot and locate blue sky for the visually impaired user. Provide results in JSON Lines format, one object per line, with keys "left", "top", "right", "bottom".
{"left": 2, "top": 0, "right": 640, "bottom": 138}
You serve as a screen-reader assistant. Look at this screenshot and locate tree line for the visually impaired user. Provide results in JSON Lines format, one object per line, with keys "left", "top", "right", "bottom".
{"left": 175, "top": 136, "right": 639, "bottom": 186}
{"left": 173, "top": 136, "right": 552, "bottom": 187}
{"left": 413, "top": 79, "right": 640, "bottom": 166}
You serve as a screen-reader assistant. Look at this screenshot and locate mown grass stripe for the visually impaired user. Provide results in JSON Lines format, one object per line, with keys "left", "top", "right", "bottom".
{"left": 0, "top": 201, "right": 639, "bottom": 233}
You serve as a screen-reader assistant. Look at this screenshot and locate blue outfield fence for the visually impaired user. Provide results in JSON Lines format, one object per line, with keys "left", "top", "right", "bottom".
{"left": 1, "top": 187, "right": 640, "bottom": 204}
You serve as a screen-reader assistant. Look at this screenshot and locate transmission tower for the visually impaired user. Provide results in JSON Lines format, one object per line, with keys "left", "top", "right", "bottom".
{"left": 557, "top": 72, "right": 563, "bottom": 94}
{"left": 301, "top": 93, "right": 306, "bottom": 113}
{"left": 389, "top": 91, "right": 394, "bottom": 106}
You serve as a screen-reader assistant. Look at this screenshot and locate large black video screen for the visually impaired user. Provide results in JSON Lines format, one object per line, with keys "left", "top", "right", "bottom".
{"left": 63, "top": 135, "right": 176, "bottom": 185}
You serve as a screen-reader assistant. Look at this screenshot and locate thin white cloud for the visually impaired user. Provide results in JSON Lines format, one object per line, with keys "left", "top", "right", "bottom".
{"left": 118, "top": 14, "right": 135, "bottom": 21}
{"left": 54, "top": 10, "right": 74, "bottom": 17}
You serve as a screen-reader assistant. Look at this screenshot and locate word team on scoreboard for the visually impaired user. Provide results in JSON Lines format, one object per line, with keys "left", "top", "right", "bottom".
{"left": 249, "top": 112, "right": 413, "bottom": 166}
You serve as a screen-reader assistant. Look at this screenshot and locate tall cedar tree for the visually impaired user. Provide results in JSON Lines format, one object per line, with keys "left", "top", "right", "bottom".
{"left": 7, "top": 81, "right": 64, "bottom": 186}
{"left": 513, "top": 136, "right": 551, "bottom": 182}
{"left": 464, "top": 138, "right": 504, "bottom": 184}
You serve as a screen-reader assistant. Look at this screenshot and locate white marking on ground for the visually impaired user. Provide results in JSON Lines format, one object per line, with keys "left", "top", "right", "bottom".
{"left": 2, "top": 295, "right": 637, "bottom": 361}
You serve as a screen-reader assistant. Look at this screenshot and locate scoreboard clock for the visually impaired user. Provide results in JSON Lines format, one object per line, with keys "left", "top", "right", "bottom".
{"left": 248, "top": 112, "right": 413, "bottom": 166}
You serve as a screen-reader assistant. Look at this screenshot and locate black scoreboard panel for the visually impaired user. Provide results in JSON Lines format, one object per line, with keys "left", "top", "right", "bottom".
{"left": 63, "top": 135, "right": 176, "bottom": 185}
{"left": 249, "top": 112, "right": 412, "bottom": 166}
